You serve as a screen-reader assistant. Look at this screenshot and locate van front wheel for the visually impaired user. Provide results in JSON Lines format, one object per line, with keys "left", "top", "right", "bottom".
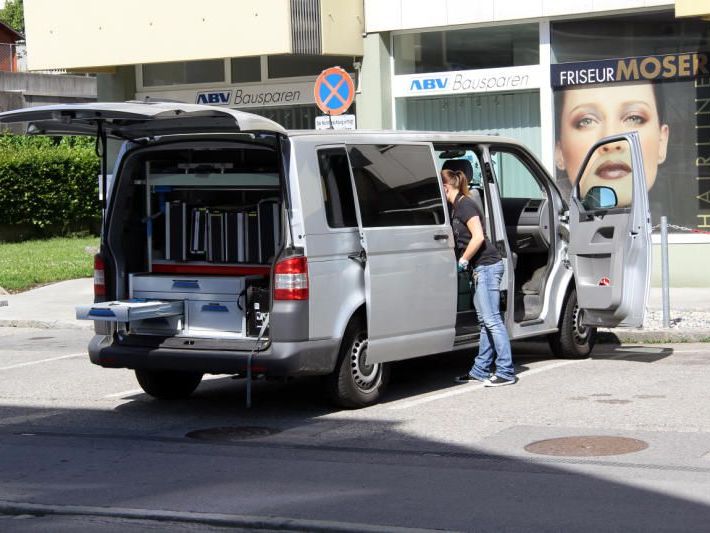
{"left": 135, "top": 369, "right": 203, "bottom": 400}
{"left": 548, "top": 288, "right": 597, "bottom": 359}
{"left": 326, "top": 318, "right": 390, "bottom": 408}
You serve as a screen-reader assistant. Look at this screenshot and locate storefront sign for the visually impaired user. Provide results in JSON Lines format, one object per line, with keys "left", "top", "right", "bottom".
{"left": 393, "top": 65, "right": 541, "bottom": 97}
{"left": 552, "top": 52, "right": 710, "bottom": 88}
{"left": 136, "top": 81, "right": 316, "bottom": 109}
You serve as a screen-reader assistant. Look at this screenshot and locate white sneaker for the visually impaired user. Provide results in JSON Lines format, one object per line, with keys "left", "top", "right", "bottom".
{"left": 484, "top": 375, "right": 517, "bottom": 387}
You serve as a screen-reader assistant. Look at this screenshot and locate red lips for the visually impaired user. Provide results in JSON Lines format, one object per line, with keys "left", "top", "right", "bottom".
{"left": 594, "top": 160, "right": 631, "bottom": 180}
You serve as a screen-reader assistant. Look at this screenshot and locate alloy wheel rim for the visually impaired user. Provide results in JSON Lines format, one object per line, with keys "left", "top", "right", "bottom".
{"left": 572, "top": 304, "right": 590, "bottom": 345}
{"left": 350, "top": 336, "right": 382, "bottom": 391}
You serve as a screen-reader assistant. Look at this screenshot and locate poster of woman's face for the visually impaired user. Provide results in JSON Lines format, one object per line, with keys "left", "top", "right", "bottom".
{"left": 553, "top": 79, "right": 700, "bottom": 228}
{"left": 554, "top": 82, "right": 669, "bottom": 207}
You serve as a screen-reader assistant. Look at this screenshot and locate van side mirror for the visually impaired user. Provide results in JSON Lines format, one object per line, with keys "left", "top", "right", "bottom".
{"left": 582, "top": 185, "right": 617, "bottom": 210}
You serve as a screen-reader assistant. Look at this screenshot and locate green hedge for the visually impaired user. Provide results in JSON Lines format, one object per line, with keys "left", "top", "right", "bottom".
{"left": 0, "top": 135, "right": 101, "bottom": 240}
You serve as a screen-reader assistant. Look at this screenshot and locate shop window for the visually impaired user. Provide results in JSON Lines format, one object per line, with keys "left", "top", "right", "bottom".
{"left": 394, "top": 24, "right": 539, "bottom": 75}
{"left": 551, "top": 12, "right": 710, "bottom": 63}
{"left": 231, "top": 56, "right": 261, "bottom": 83}
{"left": 347, "top": 144, "right": 446, "bottom": 227}
{"left": 142, "top": 59, "right": 224, "bottom": 87}
{"left": 318, "top": 148, "right": 357, "bottom": 228}
{"left": 267, "top": 54, "right": 353, "bottom": 78}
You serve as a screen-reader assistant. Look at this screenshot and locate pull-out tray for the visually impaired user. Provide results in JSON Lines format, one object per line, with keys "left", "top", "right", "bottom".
{"left": 76, "top": 299, "right": 184, "bottom": 322}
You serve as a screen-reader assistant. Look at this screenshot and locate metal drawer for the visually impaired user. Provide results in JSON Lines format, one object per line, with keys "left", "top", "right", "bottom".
{"left": 130, "top": 274, "right": 246, "bottom": 298}
{"left": 185, "top": 300, "right": 243, "bottom": 338}
{"left": 76, "top": 299, "right": 184, "bottom": 322}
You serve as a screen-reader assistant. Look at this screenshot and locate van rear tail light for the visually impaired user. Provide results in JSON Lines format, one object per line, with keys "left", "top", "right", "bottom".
{"left": 94, "top": 254, "right": 106, "bottom": 299}
{"left": 274, "top": 256, "right": 308, "bottom": 300}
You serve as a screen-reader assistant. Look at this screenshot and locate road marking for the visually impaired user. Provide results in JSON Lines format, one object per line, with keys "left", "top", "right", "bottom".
{"left": 387, "top": 359, "right": 582, "bottom": 411}
{"left": 0, "top": 411, "right": 62, "bottom": 426}
{"left": 0, "top": 353, "right": 84, "bottom": 371}
{"left": 104, "top": 374, "right": 228, "bottom": 399}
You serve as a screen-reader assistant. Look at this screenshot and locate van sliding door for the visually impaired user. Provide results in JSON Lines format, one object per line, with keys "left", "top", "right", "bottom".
{"left": 345, "top": 143, "right": 457, "bottom": 364}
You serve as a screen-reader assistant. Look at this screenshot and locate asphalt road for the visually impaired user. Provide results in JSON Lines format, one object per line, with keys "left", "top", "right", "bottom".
{"left": 1, "top": 327, "right": 709, "bottom": 531}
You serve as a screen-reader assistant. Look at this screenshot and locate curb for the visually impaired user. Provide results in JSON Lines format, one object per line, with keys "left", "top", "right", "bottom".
{"left": 599, "top": 329, "right": 710, "bottom": 344}
{"left": 0, "top": 319, "right": 92, "bottom": 330}
{"left": 0, "top": 500, "right": 443, "bottom": 533}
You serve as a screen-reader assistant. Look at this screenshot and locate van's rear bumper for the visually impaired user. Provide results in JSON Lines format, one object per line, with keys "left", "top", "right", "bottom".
{"left": 88, "top": 334, "right": 340, "bottom": 376}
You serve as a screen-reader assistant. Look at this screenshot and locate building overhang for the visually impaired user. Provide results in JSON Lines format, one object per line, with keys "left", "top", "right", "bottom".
{"left": 24, "top": 0, "right": 363, "bottom": 72}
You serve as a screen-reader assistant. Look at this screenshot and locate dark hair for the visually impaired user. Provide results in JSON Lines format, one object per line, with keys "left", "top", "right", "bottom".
{"left": 554, "top": 81, "right": 667, "bottom": 142}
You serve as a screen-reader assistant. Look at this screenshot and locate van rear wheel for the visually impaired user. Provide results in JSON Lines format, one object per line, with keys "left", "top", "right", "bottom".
{"left": 135, "top": 369, "right": 203, "bottom": 400}
{"left": 326, "top": 318, "right": 389, "bottom": 409}
{"left": 548, "top": 288, "right": 597, "bottom": 359}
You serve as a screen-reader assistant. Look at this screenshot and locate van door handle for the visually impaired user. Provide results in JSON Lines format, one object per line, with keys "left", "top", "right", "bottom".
{"left": 433, "top": 233, "right": 449, "bottom": 241}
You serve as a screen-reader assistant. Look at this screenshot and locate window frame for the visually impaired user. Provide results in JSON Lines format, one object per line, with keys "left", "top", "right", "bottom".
{"left": 316, "top": 145, "right": 359, "bottom": 230}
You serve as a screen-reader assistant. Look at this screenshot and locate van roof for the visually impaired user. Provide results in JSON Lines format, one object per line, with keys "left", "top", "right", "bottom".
{"left": 284, "top": 128, "right": 525, "bottom": 147}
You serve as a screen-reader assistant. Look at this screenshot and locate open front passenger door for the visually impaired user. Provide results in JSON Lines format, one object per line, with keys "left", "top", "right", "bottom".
{"left": 567, "top": 132, "right": 651, "bottom": 328}
{"left": 346, "top": 143, "right": 457, "bottom": 364}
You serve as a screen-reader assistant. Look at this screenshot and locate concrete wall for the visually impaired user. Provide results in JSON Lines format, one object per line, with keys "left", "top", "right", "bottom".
{"left": 0, "top": 72, "right": 96, "bottom": 99}
{"left": 651, "top": 243, "right": 710, "bottom": 287}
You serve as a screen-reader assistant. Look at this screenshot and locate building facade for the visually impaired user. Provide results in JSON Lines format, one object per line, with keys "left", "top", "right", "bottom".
{"left": 20, "top": 0, "right": 710, "bottom": 285}
{"left": 359, "top": 0, "right": 710, "bottom": 286}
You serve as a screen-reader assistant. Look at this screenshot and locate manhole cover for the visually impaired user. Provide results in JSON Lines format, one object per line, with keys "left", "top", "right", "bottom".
{"left": 525, "top": 436, "right": 648, "bottom": 457}
{"left": 186, "top": 426, "right": 280, "bottom": 442}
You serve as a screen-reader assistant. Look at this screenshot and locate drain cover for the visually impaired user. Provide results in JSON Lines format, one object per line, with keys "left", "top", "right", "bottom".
{"left": 525, "top": 436, "right": 648, "bottom": 457}
{"left": 186, "top": 426, "right": 280, "bottom": 442}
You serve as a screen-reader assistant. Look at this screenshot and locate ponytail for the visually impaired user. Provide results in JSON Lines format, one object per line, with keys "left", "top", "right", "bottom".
{"left": 441, "top": 169, "right": 470, "bottom": 197}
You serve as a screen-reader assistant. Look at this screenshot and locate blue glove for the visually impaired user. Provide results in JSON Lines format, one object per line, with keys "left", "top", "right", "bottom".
{"left": 457, "top": 259, "right": 469, "bottom": 272}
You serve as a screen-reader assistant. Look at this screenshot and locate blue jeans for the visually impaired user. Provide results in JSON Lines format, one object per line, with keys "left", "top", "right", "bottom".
{"left": 469, "top": 260, "right": 515, "bottom": 381}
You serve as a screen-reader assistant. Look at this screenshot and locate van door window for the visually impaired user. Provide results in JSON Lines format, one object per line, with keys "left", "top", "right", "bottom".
{"left": 317, "top": 148, "right": 357, "bottom": 228}
{"left": 346, "top": 144, "right": 445, "bottom": 227}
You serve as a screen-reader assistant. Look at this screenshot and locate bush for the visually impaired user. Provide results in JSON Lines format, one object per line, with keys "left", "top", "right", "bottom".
{"left": 0, "top": 135, "right": 100, "bottom": 240}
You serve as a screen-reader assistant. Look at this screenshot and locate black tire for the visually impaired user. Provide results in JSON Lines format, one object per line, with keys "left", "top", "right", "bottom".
{"left": 326, "top": 317, "right": 390, "bottom": 409}
{"left": 548, "top": 288, "right": 597, "bottom": 359}
{"left": 135, "top": 369, "right": 203, "bottom": 400}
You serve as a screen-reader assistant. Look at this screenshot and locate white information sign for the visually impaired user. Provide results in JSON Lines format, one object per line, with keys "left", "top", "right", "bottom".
{"left": 315, "top": 114, "right": 356, "bottom": 130}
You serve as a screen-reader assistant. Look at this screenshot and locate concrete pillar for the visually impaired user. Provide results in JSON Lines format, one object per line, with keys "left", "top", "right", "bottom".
{"left": 356, "top": 32, "right": 392, "bottom": 130}
{"left": 96, "top": 66, "right": 136, "bottom": 102}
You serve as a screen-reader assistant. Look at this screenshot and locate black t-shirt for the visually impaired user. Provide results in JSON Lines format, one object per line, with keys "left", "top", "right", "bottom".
{"left": 451, "top": 194, "right": 501, "bottom": 267}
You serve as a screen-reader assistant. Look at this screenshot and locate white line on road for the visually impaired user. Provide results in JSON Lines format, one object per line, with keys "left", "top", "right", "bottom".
{"left": 387, "top": 359, "right": 582, "bottom": 411}
{"left": 0, "top": 353, "right": 85, "bottom": 371}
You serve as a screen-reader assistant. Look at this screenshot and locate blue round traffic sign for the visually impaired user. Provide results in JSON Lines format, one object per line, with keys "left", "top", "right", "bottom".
{"left": 314, "top": 67, "right": 355, "bottom": 116}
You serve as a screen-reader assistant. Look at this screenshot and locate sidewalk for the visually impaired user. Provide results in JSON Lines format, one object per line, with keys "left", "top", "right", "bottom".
{"left": 0, "top": 278, "right": 708, "bottom": 342}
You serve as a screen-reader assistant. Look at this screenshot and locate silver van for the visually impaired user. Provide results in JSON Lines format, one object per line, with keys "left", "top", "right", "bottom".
{"left": 0, "top": 102, "right": 652, "bottom": 407}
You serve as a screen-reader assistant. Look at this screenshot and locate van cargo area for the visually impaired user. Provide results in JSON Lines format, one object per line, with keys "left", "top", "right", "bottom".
{"left": 95, "top": 139, "right": 284, "bottom": 346}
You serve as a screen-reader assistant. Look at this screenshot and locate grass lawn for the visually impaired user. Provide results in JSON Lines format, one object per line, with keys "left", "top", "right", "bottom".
{"left": 0, "top": 236, "right": 99, "bottom": 293}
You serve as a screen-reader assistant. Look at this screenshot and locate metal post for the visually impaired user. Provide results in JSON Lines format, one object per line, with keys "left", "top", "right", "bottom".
{"left": 660, "top": 216, "right": 670, "bottom": 328}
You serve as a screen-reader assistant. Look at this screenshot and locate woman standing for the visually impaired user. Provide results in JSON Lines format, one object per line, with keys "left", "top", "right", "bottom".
{"left": 441, "top": 168, "right": 516, "bottom": 387}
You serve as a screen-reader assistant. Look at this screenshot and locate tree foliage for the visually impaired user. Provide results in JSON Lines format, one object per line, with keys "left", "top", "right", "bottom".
{"left": 0, "top": 0, "right": 24, "bottom": 35}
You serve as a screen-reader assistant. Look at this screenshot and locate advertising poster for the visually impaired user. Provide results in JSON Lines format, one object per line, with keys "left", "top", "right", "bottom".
{"left": 551, "top": 52, "right": 710, "bottom": 232}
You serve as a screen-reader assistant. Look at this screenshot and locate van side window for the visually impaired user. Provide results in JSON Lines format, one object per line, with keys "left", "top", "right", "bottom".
{"left": 489, "top": 150, "right": 545, "bottom": 199}
{"left": 347, "top": 144, "right": 445, "bottom": 227}
{"left": 317, "top": 148, "right": 357, "bottom": 228}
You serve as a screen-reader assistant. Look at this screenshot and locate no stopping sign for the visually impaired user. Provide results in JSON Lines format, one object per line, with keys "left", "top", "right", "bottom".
{"left": 314, "top": 67, "right": 355, "bottom": 116}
